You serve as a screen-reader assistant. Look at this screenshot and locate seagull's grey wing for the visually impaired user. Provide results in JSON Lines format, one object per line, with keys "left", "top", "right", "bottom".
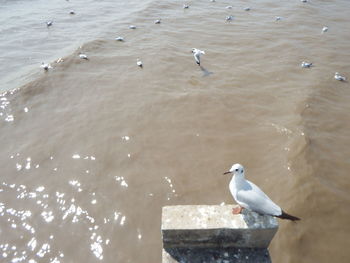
{"left": 236, "top": 180, "right": 282, "bottom": 216}
{"left": 194, "top": 53, "right": 200, "bottom": 64}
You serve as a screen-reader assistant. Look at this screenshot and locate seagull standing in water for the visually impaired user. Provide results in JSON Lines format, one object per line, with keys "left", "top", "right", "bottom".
{"left": 334, "top": 72, "right": 346, "bottom": 81}
{"left": 223, "top": 163, "right": 300, "bottom": 221}
{"left": 137, "top": 59, "right": 143, "bottom": 68}
{"left": 79, "top": 53, "right": 88, "bottom": 60}
{"left": 115, "top": 36, "right": 124, "bottom": 41}
{"left": 191, "top": 48, "right": 205, "bottom": 66}
{"left": 40, "top": 62, "right": 52, "bottom": 71}
{"left": 301, "top": 61, "right": 312, "bottom": 68}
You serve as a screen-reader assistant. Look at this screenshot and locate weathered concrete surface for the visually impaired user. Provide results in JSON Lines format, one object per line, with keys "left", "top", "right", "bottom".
{"left": 162, "top": 205, "right": 278, "bottom": 249}
{"left": 162, "top": 247, "right": 272, "bottom": 263}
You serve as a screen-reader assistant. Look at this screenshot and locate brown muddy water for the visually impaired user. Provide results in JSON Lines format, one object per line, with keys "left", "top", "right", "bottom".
{"left": 1, "top": 0, "right": 350, "bottom": 262}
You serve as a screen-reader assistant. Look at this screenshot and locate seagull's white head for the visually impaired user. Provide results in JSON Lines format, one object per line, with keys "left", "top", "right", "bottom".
{"left": 223, "top": 163, "right": 245, "bottom": 177}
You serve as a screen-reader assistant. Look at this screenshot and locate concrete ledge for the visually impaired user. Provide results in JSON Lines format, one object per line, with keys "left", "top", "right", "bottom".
{"left": 162, "top": 205, "right": 278, "bottom": 249}
{"left": 163, "top": 247, "right": 271, "bottom": 263}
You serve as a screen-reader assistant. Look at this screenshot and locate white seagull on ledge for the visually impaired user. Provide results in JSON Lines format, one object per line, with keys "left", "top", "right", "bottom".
{"left": 223, "top": 163, "right": 300, "bottom": 221}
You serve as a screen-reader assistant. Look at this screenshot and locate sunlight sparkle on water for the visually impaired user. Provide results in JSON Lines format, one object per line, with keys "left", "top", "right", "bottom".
{"left": 115, "top": 176, "right": 128, "bottom": 187}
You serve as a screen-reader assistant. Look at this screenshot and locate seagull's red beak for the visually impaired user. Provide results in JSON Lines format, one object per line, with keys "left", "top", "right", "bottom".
{"left": 223, "top": 171, "right": 231, "bottom": 175}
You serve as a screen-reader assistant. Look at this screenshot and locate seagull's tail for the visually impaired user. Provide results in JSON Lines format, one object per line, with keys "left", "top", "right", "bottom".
{"left": 277, "top": 211, "right": 300, "bottom": 221}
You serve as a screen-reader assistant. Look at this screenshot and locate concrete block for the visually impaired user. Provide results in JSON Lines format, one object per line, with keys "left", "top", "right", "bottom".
{"left": 161, "top": 205, "right": 278, "bottom": 249}
{"left": 162, "top": 247, "right": 272, "bottom": 263}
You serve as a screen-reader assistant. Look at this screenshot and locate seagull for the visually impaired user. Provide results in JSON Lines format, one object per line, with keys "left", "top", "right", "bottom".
{"left": 115, "top": 36, "right": 124, "bottom": 41}
{"left": 226, "top": 6, "right": 233, "bottom": 9}
{"left": 244, "top": 7, "right": 251, "bottom": 11}
{"left": 79, "top": 53, "right": 88, "bottom": 60}
{"left": 223, "top": 163, "right": 300, "bottom": 221}
{"left": 183, "top": 4, "right": 189, "bottom": 9}
{"left": 69, "top": 10, "right": 75, "bottom": 15}
{"left": 301, "top": 61, "right": 312, "bottom": 68}
{"left": 275, "top": 16, "right": 282, "bottom": 21}
{"left": 46, "top": 20, "right": 53, "bottom": 27}
{"left": 129, "top": 25, "right": 136, "bottom": 29}
{"left": 334, "top": 72, "right": 346, "bottom": 81}
{"left": 226, "top": 15, "right": 234, "bottom": 21}
{"left": 137, "top": 59, "right": 143, "bottom": 68}
{"left": 301, "top": 0, "right": 307, "bottom": 2}
{"left": 322, "top": 26, "right": 328, "bottom": 33}
{"left": 191, "top": 48, "right": 205, "bottom": 66}
{"left": 40, "top": 62, "right": 52, "bottom": 71}
{"left": 154, "top": 19, "right": 161, "bottom": 24}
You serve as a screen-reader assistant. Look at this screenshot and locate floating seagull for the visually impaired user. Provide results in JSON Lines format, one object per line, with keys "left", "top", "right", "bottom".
{"left": 69, "top": 10, "right": 75, "bottom": 15}
{"left": 226, "top": 15, "right": 233, "bottom": 21}
{"left": 79, "top": 53, "right": 88, "bottom": 60}
{"left": 191, "top": 48, "right": 205, "bottom": 66}
{"left": 244, "top": 7, "right": 251, "bottom": 11}
{"left": 301, "top": 61, "right": 312, "bottom": 68}
{"left": 40, "top": 62, "right": 52, "bottom": 71}
{"left": 334, "top": 72, "right": 346, "bottom": 81}
{"left": 210, "top": 0, "right": 216, "bottom": 2}
{"left": 301, "top": 0, "right": 307, "bottom": 2}
{"left": 115, "top": 36, "right": 124, "bottom": 41}
{"left": 322, "top": 26, "right": 328, "bottom": 33}
{"left": 129, "top": 25, "right": 136, "bottom": 29}
{"left": 183, "top": 4, "right": 189, "bottom": 9}
{"left": 154, "top": 19, "right": 161, "bottom": 24}
{"left": 46, "top": 20, "right": 53, "bottom": 27}
{"left": 224, "top": 163, "right": 300, "bottom": 221}
{"left": 275, "top": 16, "right": 282, "bottom": 21}
{"left": 226, "top": 6, "right": 233, "bottom": 9}
{"left": 137, "top": 59, "right": 143, "bottom": 68}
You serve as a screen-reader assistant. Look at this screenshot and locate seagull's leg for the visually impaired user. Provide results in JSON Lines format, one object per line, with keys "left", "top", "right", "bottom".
{"left": 232, "top": 206, "right": 243, "bottom": 215}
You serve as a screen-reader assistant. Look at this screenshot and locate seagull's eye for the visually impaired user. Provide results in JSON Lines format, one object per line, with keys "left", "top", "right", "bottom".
{"left": 235, "top": 168, "right": 239, "bottom": 172}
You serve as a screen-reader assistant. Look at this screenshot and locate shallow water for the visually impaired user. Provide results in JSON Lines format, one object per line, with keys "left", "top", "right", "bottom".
{"left": 1, "top": 0, "right": 350, "bottom": 262}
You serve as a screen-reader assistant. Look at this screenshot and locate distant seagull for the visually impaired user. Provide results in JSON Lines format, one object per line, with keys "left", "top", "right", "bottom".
{"left": 210, "top": 0, "right": 216, "bottom": 2}
{"left": 301, "top": 0, "right": 307, "bottom": 2}
{"left": 79, "top": 53, "right": 88, "bottom": 60}
{"left": 226, "top": 6, "right": 233, "bottom": 9}
{"left": 226, "top": 15, "right": 233, "bottom": 21}
{"left": 183, "top": 4, "right": 189, "bottom": 9}
{"left": 275, "top": 16, "right": 282, "bottom": 21}
{"left": 244, "top": 7, "right": 251, "bottom": 11}
{"left": 129, "top": 25, "right": 136, "bottom": 29}
{"left": 322, "top": 26, "right": 328, "bottom": 33}
{"left": 224, "top": 163, "right": 301, "bottom": 221}
{"left": 69, "top": 10, "right": 75, "bottom": 15}
{"left": 192, "top": 48, "right": 205, "bottom": 66}
{"left": 137, "top": 59, "right": 143, "bottom": 68}
{"left": 40, "top": 62, "right": 52, "bottom": 71}
{"left": 115, "top": 36, "right": 124, "bottom": 41}
{"left": 334, "top": 72, "right": 346, "bottom": 81}
{"left": 46, "top": 20, "right": 53, "bottom": 27}
{"left": 301, "top": 61, "right": 312, "bottom": 68}
{"left": 154, "top": 19, "right": 161, "bottom": 24}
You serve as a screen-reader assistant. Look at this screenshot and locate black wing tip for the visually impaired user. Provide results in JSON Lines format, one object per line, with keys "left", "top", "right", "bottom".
{"left": 278, "top": 211, "right": 301, "bottom": 221}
